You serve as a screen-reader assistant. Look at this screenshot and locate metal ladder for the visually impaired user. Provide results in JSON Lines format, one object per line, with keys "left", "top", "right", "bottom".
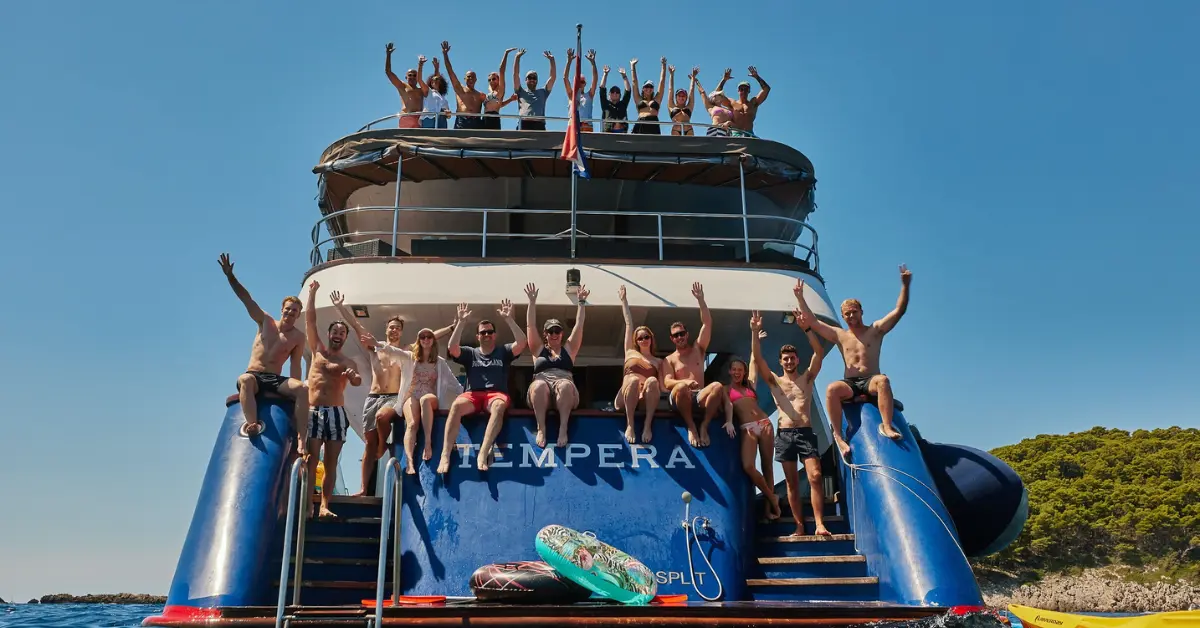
{"left": 274, "top": 457, "right": 310, "bottom": 628}
{"left": 367, "top": 458, "right": 404, "bottom": 628}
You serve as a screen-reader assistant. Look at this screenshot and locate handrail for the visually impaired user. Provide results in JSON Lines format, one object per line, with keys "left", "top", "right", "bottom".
{"left": 309, "top": 205, "right": 819, "bottom": 272}
{"left": 275, "top": 458, "right": 309, "bottom": 628}
{"left": 371, "top": 458, "right": 404, "bottom": 625}
{"left": 358, "top": 110, "right": 757, "bottom": 137}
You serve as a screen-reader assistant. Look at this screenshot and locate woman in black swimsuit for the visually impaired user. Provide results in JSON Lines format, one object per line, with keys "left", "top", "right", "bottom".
{"left": 524, "top": 282, "right": 590, "bottom": 448}
{"left": 630, "top": 57, "right": 666, "bottom": 135}
{"left": 668, "top": 65, "right": 697, "bottom": 136}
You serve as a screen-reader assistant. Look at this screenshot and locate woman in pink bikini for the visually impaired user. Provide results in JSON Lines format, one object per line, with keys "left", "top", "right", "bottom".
{"left": 693, "top": 74, "right": 734, "bottom": 137}
{"left": 727, "top": 333, "right": 782, "bottom": 520}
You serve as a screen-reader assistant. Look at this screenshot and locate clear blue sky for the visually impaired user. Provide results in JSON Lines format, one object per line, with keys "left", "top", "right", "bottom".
{"left": 1, "top": 0, "right": 1197, "bottom": 602}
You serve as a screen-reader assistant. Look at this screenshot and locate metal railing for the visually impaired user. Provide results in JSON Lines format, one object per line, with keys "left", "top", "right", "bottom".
{"left": 275, "top": 458, "right": 310, "bottom": 628}
{"left": 370, "top": 459, "right": 404, "bottom": 627}
{"left": 311, "top": 205, "right": 819, "bottom": 271}
{"left": 358, "top": 110, "right": 758, "bottom": 137}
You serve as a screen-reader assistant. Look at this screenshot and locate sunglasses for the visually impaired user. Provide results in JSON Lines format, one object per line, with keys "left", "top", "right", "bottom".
{"left": 478, "top": 329, "right": 495, "bottom": 336}
{"left": 671, "top": 331, "right": 688, "bottom": 338}
{"left": 546, "top": 328, "right": 563, "bottom": 334}
{"left": 419, "top": 334, "right": 434, "bottom": 340}
{"left": 636, "top": 335, "right": 651, "bottom": 342}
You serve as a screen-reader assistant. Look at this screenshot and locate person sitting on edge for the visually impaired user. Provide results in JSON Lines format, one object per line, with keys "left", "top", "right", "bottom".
{"left": 599, "top": 64, "right": 632, "bottom": 133}
{"left": 219, "top": 253, "right": 309, "bottom": 441}
{"left": 664, "top": 282, "right": 726, "bottom": 447}
{"left": 524, "top": 282, "right": 589, "bottom": 448}
{"left": 439, "top": 301, "right": 528, "bottom": 473}
{"left": 630, "top": 57, "right": 667, "bottom": 135}
{"left": 667, "top": 65, "right": 698, "bottom": 136}
{"left": 440, "top": 40, "right": 487, "bottom": 130}
{"left": 615, "top": 285, "right": 664, "bottom": 443}
{"left": 385, "top": 44, "right": 428, "bottom": 129}
{"left": 303, "top": 281, "right": 362, "bottom": 519}
{"left": 750, "top": 310, "right": 829, "bottom": 536}
{"left": 420, "top": 57, "right": 453, "bottom": 129}
{"left": 794, "top": 270, "right": 911, "bottom": 459}
{"left": 716, "top": 66, "right": 770, "bottom": 138}
{"left": 512, "top": 48, "right": 556, "bottom": 131}
{"left": 562, "top": 48, "right": 598, "bottom": 131}
{"left": 481, "top": 48, "right": 519, "bottom": 130}
{"left": 726, "top": 332, "right": 781, "bottom": 521}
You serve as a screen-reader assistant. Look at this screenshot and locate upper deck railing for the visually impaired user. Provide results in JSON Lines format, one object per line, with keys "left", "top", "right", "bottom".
{"left": 356, "top": 111, "right": 758, "bottom": 137}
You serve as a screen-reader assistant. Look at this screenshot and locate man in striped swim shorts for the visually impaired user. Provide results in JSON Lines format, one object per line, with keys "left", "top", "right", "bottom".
{"left": 303, "top": 280, "right": 362, "bottom": 520}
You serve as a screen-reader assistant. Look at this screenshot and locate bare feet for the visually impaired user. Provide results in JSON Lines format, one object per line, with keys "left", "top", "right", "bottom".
{"left": 766, "top": 492, "right": 782, "bottom": 520}
{"left": 787, "top": 528, "right": 805, "bottom": 538}
{"left": 836, "top": 438, "right": 852, "bottom": 460}
{"left": 641, "top": 427, "right": 653, "bottom": 443}
{"left": 535, "top": 428, "right": 548, "bottom": 448}
{"left": 422, "top": 446, "right": 433, "bottom": 461}
{"left": 814, "top": 523, "right": 833, "bottom": 537}
{"left": 700, "top": 430, "right": 711, "bottom": 447}
{"left": 624, "top": 425, "right": 637, "bottom": 443}
{"left": 317, "top": 505, "right": 338, "bottom": 520}
{"left": 477, "top": 447, "right": 495, "bottom": 472}
{"left": 687, "top": 429, "right": 700, "bottom": 447}
{"left": 350, "top": 488, "right": 368, "bottom": 497}
{"left": 880, "top": 424, "right": 903, "bottom": 441}
{"left": 405, "top": 463, "right": 417, "bottom": 475}
{"left": 436, "top": 458, "right": 451, "bottom": 475}
{"left": 556, "top": 430, "right": 569, "bottom": 449}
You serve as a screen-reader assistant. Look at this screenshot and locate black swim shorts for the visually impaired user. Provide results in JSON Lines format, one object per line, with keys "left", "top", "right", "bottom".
{"left": 241, "top": 370, "right": 289, "bottom": 394}
{"left": 774, "top": 427, "right": 820, "bottom": 463}
{"left": 843, "top": 375, "right": 874, "bottom": 398}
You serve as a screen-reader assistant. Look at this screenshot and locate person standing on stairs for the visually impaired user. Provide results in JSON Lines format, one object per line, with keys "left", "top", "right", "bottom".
{"left": 219, "top": 253, "right": 309, "bottom": 441}
{"left": 793, "top": 269, "right": 910, "bottom": 459}
{"left": 303, "top": 281, "right": 362, "bottom": 519}
{"left": 749, "top": 310, "right": 831, "bottom": 537}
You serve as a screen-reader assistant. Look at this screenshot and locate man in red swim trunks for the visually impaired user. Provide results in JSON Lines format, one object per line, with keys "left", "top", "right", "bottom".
{"left": 438, "top": 301, "right": 528, "bottom": 473}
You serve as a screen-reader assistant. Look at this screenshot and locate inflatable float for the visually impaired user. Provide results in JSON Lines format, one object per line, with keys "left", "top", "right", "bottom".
{"left": 534, "top": 525, "right": 656, "bottom": 605}
{"left": 469, "top": 561, "right": 591, "bottom": 604}
{"left": 1008, "top": 605, "right": 1200, "bottom": 628}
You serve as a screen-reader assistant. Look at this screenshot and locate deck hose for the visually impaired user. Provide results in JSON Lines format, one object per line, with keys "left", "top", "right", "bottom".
{"left": 681, "top": 491, "right": 724, "bottom": 601}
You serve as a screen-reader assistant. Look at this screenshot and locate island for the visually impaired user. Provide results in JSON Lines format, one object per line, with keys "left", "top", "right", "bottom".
{"left": 974, "top": 426, "right": 1200, "bottom": 612}
{"left": 38, "top": 593, "right": 166, "bottom": 604}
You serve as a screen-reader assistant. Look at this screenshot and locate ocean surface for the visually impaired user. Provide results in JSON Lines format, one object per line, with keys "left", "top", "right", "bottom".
{"left": 0, "top": 604, "right": 1015, "bottom": 627}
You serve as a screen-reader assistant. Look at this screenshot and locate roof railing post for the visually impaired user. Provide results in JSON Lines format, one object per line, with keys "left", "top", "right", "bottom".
{"left": 739, "top": 157, "right": 750, "bottom": 263}
{"left": 481, "top": 210, "right": 488, "bottom": 258}
{"left": 391, "top": 152, "right": 403, "bottom": 257}
{"left": 657, "top": 214, "right": 664, "bottom": 261}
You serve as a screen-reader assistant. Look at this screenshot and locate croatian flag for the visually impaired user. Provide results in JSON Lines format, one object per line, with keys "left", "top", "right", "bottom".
{"left": 560, "top": 47, "right": 590, "bottom": 179}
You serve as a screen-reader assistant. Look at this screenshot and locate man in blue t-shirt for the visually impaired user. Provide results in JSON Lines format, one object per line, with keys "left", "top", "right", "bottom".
{"left": 437, "top": 300, "right": 528, "bottom": 473}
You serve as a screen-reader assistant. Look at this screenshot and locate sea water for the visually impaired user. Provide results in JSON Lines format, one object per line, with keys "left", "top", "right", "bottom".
{"left": 0, "top": 604, "right": 1012, "bottom": 628}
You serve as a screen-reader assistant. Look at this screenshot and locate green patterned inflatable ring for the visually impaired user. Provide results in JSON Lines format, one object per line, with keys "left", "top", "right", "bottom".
{"left": 534, "top": 524, "right": 657, "bottom": 605}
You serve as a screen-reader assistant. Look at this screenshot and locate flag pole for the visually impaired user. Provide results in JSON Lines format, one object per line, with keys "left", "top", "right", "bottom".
{"left": 570, "top": 23, "right": 582, "bottom": 260}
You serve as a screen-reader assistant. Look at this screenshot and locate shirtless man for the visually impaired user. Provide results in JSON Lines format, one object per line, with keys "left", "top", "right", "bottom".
{"left": 664, "top": 282, "right": 726, "bottom": 448}
{"left": 440, "top": 301, "right": 528, "bottom": 473}
{"left": 794, "top": 268, "right": 911, "bottom": 459}
{"left": 220, "top": 254, "right": 309, "bottom": 439}
{"left": 303, "top": 280, "right": 362, "bottom": 519}
{"left": 749, "top": 310, "right": 830, "bottom": 537}
{"left": 385, "top": 43, "right": 428, "bottom": 129}
{"left": 441, "top": 41, "right": 487, "bottom": 130}
{"left": 716, "top": 66, "right": 770, "bottom": 137}
{"left": 331, "top": 291, "right": 455, "bottom": 488}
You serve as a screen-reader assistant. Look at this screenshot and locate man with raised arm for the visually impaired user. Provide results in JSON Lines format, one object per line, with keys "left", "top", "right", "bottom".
{"left": 750, "top": 310, "right": 831, "bottom": 537}
{"left": 385, "top": 44, "right": 428, "bottom": 129}
{"left": 599, "top": 63, "right": 632, "bottom": 133}
{"left": 440, "top": 41, "right": 487, "bottom": 130}
{"left": 512, "top": 48, "right": 556, "bottom": 131}
{"left": 716, "top": 66, "right": 770, "bottom": 137}
{"left": 303, "top": 280, "right": 362, "bottom": 519}
{"left": 330, "top": 291, "right": 455, "bottom": 486}
{"left": 219, "top": 254, "right": 309, "bottom": 441}
{"left": 794, "top": 269, "right": 911, "bottom": 459}
{"left": 664, "top": 282, "right": 726, "bottom": 448}
{"left": 439, "top": 301, "right": 528, "bottom": 473}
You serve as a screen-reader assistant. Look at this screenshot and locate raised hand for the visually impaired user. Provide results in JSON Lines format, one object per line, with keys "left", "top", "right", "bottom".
{"left": 505, "top": 47, "right": 517, "bottom": 54}
{"left": 758, "top": 329, "right": 768, "bottom": 340}
{"left": 432, "top": 57, "right": 440, "bottom": 70}
{"left": 900, "top": 264, "right": 912, "bottom": 286}
{"left": 497, "top": 298, "right": 515, "bottom": 318}
{"left": 617, "top": 66, "right": 627, "bottom": 76}
{"left": 794, "top": 278, "right": 806, "bottom": 300}
{"left": 795, "top": 307, "right": 811, "bottom": 329}
{"left": 524, "top": 282, "right": 539, "bottom": 303}
{"left": 602, "top": 64, "right": 610, "bottom": 73}
{"left": 630, "top": 58, "right": 638, "bottom": 67}
{"left": 543, "top": 50, "right": 554, "bottom": 60}
{"left": 576, "top": 285, "right": 590, "bottom": 303}
{"left": 516, "top": 48, "right": 526, "bottom": 58}
{"left": 618, "top": 285, "right": 627, "bottom": 303}
{"left": 660, "top": 56, "right": 667, "bottom": 66}
{"left": 668, "top": 65, "right": 676, "bottom": 74}
{"left": 456, "top": 302, "right": 471, "bottom": 322}
{"left": 441, "top": 41, "right": 450, "bottom": 53}
{"left": 417, "top": 54, "right": 426, "bottom": 64}
{"left": 309, "top": 279, "right": 320, "bottom": 292}
{"left": 566, "top": 48, "right": 575, "bottom": 61}
{"left": 691, "top": 66, "right": 699, "bottom": 78}
{"left": 748, "top": 65, "right": 759, "bottom": 77}
{"left": 586, "top": 49, "right": 596, "bottom": 61}
{"left": 723, "top": 68, "right": 732, "bottom": 80}
{"left": 330, "top": 290, "right": 345, "bottom": 307}
{"left": 386, "top": 42, "right": 395, "bottom": 54}
{"left": 691, "top": 281, "right": 705, "bottom": 301}
{"left": 218, "top": 253, "right": 234, "bottom": 276}
{"left": 750, "top": 310, "right": 763, "bottom": 331}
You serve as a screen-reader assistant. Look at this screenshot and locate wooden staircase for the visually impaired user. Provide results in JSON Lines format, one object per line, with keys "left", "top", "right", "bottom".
{"left": 272, "top": 495, "right": 393, "bottom": 606}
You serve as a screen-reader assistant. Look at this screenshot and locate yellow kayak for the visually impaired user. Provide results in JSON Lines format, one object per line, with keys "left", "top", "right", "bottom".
{"left": 1008, "top": 605, "right": 1200, "bottom": 628}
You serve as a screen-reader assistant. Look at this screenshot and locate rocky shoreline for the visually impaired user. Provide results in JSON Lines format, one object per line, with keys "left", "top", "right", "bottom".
{"left": 977, "top": 567, "right": 1200, "bottom": 613}
{"left": 33, "top": 593, "right": 166, "bottom": 605}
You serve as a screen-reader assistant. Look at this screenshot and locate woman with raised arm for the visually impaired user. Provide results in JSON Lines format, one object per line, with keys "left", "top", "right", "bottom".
{"left": 525, "top": 282, "right": 589, "bottom": 448}
{"left": 693, "top": 73, "right": 735, "bottom": 137}
{"left": 728, "top": 326, "right": 782, "bottom": 520}
{"left": 630, "top": 57, "right": 667, "bottom": 135}
{"left": 615, "top": 285, "right": 664, "bottom": 443}
{"left": 482, "top": 48, "right": 520, "bottom": 130}
{"left": 420, "top": 57, "right": 453, "bottom": 129}
{"left": 667, "top": 66, "right": 697, "bottom": 136}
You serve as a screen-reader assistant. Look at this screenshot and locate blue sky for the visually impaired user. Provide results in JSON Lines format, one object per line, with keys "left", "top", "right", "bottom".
{"left": 1, "top": 0, "right": 1197, "bottom": 602}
